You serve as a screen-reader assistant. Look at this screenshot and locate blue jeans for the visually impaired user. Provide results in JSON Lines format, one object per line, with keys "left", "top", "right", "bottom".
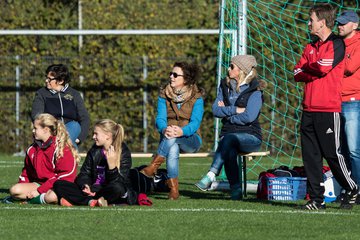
{"left": 210, "top": 133, "right": 261, "bottom": 188}
{"left": 341, "top": 101, "right": 360, "bottom": 185}
{"left": 157, "top": 134, "right": 202, "bottom": 178}
{"left": 65, "top": 121, "right": 81, "bottom": 148}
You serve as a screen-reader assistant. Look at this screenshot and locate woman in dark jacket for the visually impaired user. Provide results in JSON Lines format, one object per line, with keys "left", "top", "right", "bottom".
{"left": 195, "top": 55, "right": 266, "bottom": 200}
{"left": 52, "top": 119, "right": 137, "bottom": 206}
{"left": 31, "top": 64, "right": 90, "bottom": 147}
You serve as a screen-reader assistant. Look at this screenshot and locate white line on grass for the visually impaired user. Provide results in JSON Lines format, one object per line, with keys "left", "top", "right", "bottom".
{"left": 0, "top": 161, "right": 22, "bottom": 164}
{"left": 0, "top": 165, "right": 24, "bottom": 168}
{"left": 1, "top": 206, "right": 358, "bottom": 216}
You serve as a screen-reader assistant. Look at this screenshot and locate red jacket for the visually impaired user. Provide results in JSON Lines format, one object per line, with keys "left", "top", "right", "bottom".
{"left": 342, "top": 31, "right": 360, "bottom": 102}
{"left": 18, "top": 136, "right": 77, "bottom": 194}
{"left": 294, "top": 33, "right": 345, "bottom": 112}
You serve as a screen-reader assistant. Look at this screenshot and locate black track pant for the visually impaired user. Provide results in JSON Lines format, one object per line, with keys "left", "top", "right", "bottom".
{"left": 301, "top": 111, "right": 357, "bottom": 203}
{"left": 53, "top": 180, "right": 127, "bottom": 205}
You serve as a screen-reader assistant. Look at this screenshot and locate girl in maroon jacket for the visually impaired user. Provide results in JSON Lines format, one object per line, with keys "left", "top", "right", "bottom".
{"left": 9, "top": 113, "right": 79, "bottom": 204}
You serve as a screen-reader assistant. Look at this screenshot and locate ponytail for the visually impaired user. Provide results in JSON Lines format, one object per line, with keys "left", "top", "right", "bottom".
{"left": 112, "top": 124, "right": 124, "bottom": 169}
{"left": 55, "top": 121, "right": 81, "bottom": 163}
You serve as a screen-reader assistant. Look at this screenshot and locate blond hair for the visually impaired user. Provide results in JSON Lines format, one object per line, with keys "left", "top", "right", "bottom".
{"left": 94, "top": 119, "right": 124, "bottom": 169}
{"left": 227, "top": 68, "right": 258, "bottom": 92}
{"left": 34, "top": 113, "right": 80, "bottom": 163}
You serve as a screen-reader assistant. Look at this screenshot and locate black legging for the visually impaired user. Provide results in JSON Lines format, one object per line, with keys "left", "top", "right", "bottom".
{"left": 53, "top": 180, "right": 127, "bottom": 205}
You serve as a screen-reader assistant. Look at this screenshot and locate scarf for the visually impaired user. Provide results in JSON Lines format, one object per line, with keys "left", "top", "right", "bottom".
{"left": 164, "top": 84, "right": 194, "bottom": 103}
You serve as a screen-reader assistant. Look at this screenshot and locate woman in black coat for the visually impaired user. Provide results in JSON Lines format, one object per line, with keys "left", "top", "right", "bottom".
{"left": 52, "top": 119, "right": 137, "bottom": 206}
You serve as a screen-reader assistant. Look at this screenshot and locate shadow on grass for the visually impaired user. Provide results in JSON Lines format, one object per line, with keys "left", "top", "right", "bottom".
{"left": 148, "top": 190, "right": 228, "bottom": 200}
{"left": 180, "top": 189, "right": 229, "bottom": 200}
{"left": 0, "top": 188, "right": 9, "bottom": 194}
{"left": 178, "top": 183, "right": 306, "bottom": 208}
{"left": 257, "top": 200, "right": 300, "bottom": 208}
{"left": 178, "top": 181, "right": 229, "bottom": 200}
{"left": 148, "top": 181, "right": 311, "bottom": 209}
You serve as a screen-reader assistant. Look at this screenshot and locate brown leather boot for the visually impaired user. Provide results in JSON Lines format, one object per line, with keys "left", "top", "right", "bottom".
{"left": 140, "top": 154, "right": 165, "bottom": 177}
{"left": 166, "top": 178, "right": 179, "bottom": 200}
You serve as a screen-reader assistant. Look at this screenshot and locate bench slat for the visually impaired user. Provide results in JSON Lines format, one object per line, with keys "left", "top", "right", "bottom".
{"left": 79, "top": 151, "right": 270, "bottom": 159}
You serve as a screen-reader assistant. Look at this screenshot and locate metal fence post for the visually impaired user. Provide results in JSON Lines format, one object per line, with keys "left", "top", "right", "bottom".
{"left": 142, "top": 55, "right": 148, "bottom": 153}
{"left": 15, "top": 55, "right": 20, "bottom": 152}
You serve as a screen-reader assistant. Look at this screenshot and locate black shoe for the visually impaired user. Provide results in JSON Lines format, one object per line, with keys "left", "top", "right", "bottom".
{"left": 299, "top": 200, "right": 326, "bottom": 210}
{"left": 334, "top": 192, "right": 345, "bottom": 203}
{"left": 1, "top": 196, "right": 14, "bottom": 204}
{"left": 356, "top": 195, "right": 360, "bottom": 205}
{"left": 340, "top": 186, "right": 359, "bottom": 210}
{"left": 126, "top": 189, "right": 138, "bottom": 205}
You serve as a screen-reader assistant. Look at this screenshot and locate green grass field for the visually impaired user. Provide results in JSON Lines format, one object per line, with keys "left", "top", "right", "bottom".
{"left": 1, "top": 154, "right": 360, "bottom": 240}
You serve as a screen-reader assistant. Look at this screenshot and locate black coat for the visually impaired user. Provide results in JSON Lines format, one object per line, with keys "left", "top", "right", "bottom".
{"left": 75, "top": 143, "right": 132, "bottom": 193}
{"left": 31, "top": 85, "right": 90, "bottom": 143}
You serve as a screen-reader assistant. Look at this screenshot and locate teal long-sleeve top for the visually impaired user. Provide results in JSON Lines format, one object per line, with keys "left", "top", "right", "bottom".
{"left": 155, "top": 96, "right": 204, "bottom": 137}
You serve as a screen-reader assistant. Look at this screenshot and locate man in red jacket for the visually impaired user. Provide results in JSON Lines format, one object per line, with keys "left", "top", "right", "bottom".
{"left": 336, "top": 11, "right": 360, "bottom": 200}
{"left": 294, "top": 4, "right": 358, "bottom": 210}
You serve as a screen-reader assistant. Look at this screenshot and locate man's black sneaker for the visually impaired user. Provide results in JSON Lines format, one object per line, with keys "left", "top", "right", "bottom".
{"left": 356, "top": 195, "right": 360, "bottom": 205}
{"left": 340, "top": 186, "right": 359, "bottom": 209}
{"left": 300, "top": 200, "right": 326, "bottom": 210}
{"left": 334, "top": 192, "right": 345, "bottom": 203}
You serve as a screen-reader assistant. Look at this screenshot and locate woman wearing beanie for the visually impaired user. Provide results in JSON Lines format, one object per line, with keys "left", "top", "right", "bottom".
{"left": 195, "top": 55, "right": 266, "bottom": 200}
{"left": 140, "top": 62, "right": 205, "bottom": 200}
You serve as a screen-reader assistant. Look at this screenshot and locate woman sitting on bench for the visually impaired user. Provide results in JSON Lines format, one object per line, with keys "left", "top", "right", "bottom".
{"left": 195, "top": 55, "right": 266, "bottom": 200}
{"left": 140, "top": 61, "right": 205, "bottom": 200}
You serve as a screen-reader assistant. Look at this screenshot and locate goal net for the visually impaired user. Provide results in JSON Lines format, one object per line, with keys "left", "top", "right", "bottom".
{"left": 217, "top": 0, "right": 359, "bottom": 178}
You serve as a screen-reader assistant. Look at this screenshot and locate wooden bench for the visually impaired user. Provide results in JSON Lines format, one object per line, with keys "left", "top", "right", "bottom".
{"left": 78, "top": 152, "right": 214, "bottom": 158}
{"left": 79, "top": 151, "right": 270, "bottom": 199}
{"left": 130, "top": 152, "right": 214, "bottom": 158}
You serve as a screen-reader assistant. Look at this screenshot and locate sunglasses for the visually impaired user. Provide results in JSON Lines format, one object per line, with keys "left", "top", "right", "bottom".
{"left": 169, "top": 72, "right": 183, "bottom": 78}
{"left": 45, "top": 76, "right": 57, "bottom": 82}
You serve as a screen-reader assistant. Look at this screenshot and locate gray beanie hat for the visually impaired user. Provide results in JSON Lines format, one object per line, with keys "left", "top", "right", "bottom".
{"left": 231, "top": 55, "right": 257, "bottom": 74}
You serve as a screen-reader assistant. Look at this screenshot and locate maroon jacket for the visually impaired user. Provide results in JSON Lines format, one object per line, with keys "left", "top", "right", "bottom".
{"left": 19, "top": 136, "right": 77, "bottom": 194}
{"left": 294, "top": 33, "right": 345, "bottom": 112}
{"left": 342, "top": 31, "right": 360, "bottom": 102}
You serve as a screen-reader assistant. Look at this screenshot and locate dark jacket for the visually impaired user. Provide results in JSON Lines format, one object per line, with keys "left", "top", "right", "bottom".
{"left": 220, "top": 78, "right": 263, "bottom": 140}
{"left": 31, "top": 85, "right": 90, "bottom": 143}
{"left": 75, "top": 143, "right": 132, "bottom": 193}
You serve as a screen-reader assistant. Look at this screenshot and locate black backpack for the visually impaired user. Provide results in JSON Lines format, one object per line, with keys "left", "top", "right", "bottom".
{"left": 129, "top": 165, "right": 170, "bottom": 194}
{"left": 153, "top": 168, "right": 170, "bottom": 192}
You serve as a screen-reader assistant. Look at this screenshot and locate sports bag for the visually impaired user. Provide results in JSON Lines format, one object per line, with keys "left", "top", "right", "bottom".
{"left": 129, "top": 166, "right": 170, "bottom": 194}
{"left": 256, "top": 171, "right": 276, "bottom": 199}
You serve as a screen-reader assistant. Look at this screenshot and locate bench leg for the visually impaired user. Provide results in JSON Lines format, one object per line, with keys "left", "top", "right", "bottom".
{"left": 219, "top": 155, "right": 247, "bottom": 199}
{"left": 237, "top": 155, "right": 243, "bottom": 199}
{"left": 243, "top": 156, "right": 247, "bottom": 197}
{"left": 237, "top": 155, "right": 247, "bottom": 199}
